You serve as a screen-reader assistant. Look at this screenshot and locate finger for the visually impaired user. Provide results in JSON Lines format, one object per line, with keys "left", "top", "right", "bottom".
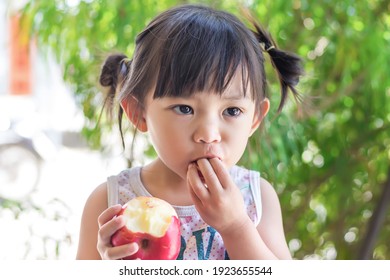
{"left": 98, "top": 204, "right": 123, "bottom": 227}
{"left": 197, "top": 158, "right": 223, "bottom": 193}
{"left": 187, "top": 171, "right": 202, "bottom": 205}
{"left": 187, "top": 163, "right": 209, "bottom": 201}
{"left": 104, "top": 242, "right": 139, "bottom": 260}
{"left": 188, "top": 186, "right": 208, "bottom": 219}
{"left": 99, "top": 215, "right": 126, "bottom": 245}
{"left": 188, "top": 177, "right": 203, "bottom": 206}
{"left": 209, "top": 157, "right": 232, "bottom": 189}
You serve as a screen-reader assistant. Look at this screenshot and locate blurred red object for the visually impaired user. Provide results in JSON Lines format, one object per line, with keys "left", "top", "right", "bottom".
{"left": 9, "top": 13, "right": 32, "bottom": 96}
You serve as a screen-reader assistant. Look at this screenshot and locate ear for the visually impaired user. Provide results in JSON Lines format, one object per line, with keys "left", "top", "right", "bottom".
{"left": 249, "top": 98, "right": 270, "bottom": 136}
{"left": 120, "top": 97, "right": 148, "bottom": 132}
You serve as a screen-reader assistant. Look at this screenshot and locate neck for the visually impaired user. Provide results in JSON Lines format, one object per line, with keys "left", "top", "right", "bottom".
{"left": 140, "top": 159, "right": 193, "bottom": 206}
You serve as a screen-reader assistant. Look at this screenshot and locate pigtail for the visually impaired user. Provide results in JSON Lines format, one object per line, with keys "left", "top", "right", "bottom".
{"left": 99, "top": 53, "right": 131, "bottom": 119}
{"left": 251, "top": 21, "right": 304, "bottom": 112}
{"left": 99, "top": 54, "right": 132, "bottom": 148}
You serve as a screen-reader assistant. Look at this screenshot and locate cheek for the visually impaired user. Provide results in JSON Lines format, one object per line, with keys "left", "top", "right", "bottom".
{"left": 225, "top": 122, "right": 252, "bottom": 159}
{"left": 231, "top": 135, "right": 250, "bottom": 157}
{"left": 148, "top": 121, "right": 188, "bottom": 156}
{"left": 149, "top": 126, "right": 172, "bottom": 151}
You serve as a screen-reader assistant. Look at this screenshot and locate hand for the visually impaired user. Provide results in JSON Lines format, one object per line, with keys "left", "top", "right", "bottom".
{"left": 187, "top": 158, "right": 251, "bottom": 235}
{"left": 97, "top": 204, "right": 140, "bottom": 260}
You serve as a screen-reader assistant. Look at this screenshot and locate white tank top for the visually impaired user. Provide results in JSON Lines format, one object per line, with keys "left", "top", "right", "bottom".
{"left": 107, "top": 165, "right": 262, "bottom": 260}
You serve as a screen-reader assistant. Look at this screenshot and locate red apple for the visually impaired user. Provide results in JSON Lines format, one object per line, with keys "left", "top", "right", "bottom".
{"left": 111, "top": 196, "right": 181, "bottom": 260}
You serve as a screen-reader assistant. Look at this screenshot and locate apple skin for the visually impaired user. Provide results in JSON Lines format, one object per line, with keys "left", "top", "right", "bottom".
{"left": 111, "top": 196, "right": 181, "bottom": 260}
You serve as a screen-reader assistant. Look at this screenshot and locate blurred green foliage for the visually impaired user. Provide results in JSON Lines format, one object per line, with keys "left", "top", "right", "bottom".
{"left": 20, "top": 0, "right": 390, "bottom": 259}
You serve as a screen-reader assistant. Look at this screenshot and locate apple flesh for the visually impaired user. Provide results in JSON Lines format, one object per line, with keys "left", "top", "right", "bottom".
{"left": 111, "top": 196, "right": 181, "bottom": 260}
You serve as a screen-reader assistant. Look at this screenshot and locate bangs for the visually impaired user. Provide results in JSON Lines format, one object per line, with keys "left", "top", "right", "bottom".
{"left": 128, "top": 5, "right": 264, "bottom": 105}
{"left": 155, "top": 15, "right": 249, "bottom": 98}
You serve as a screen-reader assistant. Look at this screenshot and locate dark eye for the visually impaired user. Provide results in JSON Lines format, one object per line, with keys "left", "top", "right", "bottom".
{"left": 223, "top": 107, "right": 242, "bottom": 117}
{"left": 173, "top": 105, "right": 193, "bottom": 115}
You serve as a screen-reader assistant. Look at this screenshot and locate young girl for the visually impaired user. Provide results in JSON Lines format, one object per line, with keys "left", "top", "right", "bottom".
{"left": 76, "top": 4, "right": 303, "bottom": 260}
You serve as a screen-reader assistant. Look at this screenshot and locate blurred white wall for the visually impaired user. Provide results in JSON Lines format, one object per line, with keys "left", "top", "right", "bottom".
{"left": 0, "top": 0, "right": 84, "bottom": 138}
{"left": 0, "top": 0, "right": 127, "bottom": 260}
{"left": 0, "top": 1, "right": 9, "bottom": 95}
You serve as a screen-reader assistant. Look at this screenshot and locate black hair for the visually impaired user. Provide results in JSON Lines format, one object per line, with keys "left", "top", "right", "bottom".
{"left": 99, "top": 4, "right": 303, "bottom": 145}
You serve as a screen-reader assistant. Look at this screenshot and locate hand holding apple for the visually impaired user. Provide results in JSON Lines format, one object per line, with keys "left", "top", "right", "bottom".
{"left": 111, "top": 196, "right": 181, "bottom": 260}
{"left": 97, "top": 204, "right": 139, "bottom": 260}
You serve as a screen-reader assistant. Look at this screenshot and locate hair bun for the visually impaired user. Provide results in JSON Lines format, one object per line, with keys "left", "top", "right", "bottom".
{"left": 99, "top": 53, "right": 128, "bottom": 88}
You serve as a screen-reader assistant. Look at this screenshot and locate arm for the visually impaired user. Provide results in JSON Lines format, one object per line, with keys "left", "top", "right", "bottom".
{"left": 76, "top": 183, "right": 108, "bottom": 259}
{"left": 256, "top": 178, "right": 292, "bottom": 259}
{"left": 187, "top": 158, "right": 291, "bottom": 260}
{"left": 76, "top": 183, "right": 139, "bottom": 260}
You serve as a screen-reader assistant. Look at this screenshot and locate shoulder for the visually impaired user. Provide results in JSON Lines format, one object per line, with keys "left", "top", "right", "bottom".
{"left": 258, "top": 177, "right": 283, "bottom": 222}
{"left": 259, "top": 177, "right": 279, "bottom": 203}
{"left": 80, "top": 181, "right": 109, "bottom": 228}
{"left": 84, "top": 182, "right": 109, "bottom": 210}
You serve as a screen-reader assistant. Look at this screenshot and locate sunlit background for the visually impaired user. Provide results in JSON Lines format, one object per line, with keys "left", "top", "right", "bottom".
{"left": 0, "top": 0, "right": 127, "bottom": 259}
{"left": 0, "top": 0, "right": 389, "bottom": 260}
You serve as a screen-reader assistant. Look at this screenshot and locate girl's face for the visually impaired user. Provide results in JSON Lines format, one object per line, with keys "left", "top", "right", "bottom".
{"left": 125, "top": 73, "right": 269, "bottom": 180}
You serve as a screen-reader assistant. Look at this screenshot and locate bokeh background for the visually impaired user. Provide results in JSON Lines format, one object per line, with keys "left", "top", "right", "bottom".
{"left": 0, "top": 0, "right": 389, "bottom": 260}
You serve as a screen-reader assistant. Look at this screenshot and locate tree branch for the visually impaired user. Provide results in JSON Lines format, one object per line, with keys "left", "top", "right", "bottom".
{"left": 358, "top": 166, "right": 390, "bottom": 259}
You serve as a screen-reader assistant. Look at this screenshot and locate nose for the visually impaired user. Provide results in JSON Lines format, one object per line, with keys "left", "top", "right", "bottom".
{"left": 193, "top": 120, "right": 222, "bottom": 144}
